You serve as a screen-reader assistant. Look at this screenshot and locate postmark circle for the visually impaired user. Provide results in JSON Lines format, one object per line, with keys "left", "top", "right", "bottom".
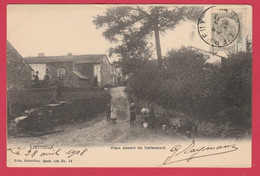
{"left": 198, "top": 6, "right": 240, "bottom": 47}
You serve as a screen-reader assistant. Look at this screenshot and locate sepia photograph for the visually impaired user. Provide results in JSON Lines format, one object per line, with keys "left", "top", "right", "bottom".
{"left": 6, "top": 4, "right": 252, "bottom": 167}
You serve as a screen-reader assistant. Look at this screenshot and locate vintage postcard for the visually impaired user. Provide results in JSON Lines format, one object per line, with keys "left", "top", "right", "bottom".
{"left": 6, "top": 4, "right": 252, "bottom": 167}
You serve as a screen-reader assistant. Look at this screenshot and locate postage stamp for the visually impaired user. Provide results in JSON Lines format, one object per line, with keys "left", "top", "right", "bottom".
{"left": 6, "top": 4, "right": 252, "bottom": 167}
{"left": 198, "top": 6, "right": 240, "bottom": 47}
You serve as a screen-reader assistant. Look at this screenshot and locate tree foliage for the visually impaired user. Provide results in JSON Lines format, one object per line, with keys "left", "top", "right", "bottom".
{"left": 109, "top": 32, "right": 153, "bottom": 75}
{"left": 127, "top": 47, "right": 252, "bottom": 129}
{"left": 93, "top": 6, "right": 204, "bottom": 67}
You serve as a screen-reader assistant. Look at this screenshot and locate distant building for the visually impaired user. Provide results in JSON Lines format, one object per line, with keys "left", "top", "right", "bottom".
{"left": 115, "top": 67, "right": 129, "bottom": 84}
{"left": 63, "top": 71, "right": 90, "bottom": 88}
{"left": 24, "top": 53, "right": 117, "bottom": 88}
{"left": 7, "top": 41, "right": 33, "bottom": 90}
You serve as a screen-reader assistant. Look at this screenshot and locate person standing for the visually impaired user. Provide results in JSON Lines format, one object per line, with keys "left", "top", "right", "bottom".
{"left": 130, "top": 103, "right": 136, "bottom": 125}
{"left": 56, "top": 76, "right": 63, "bottom": 97}
{"left": 34, "top": 71, "right": 40, "bottom": 88}
{"left": 106, "top": 103, "right": 111, "bottom": 122}
{"left": 110, "top": 104, "right": 117, "bottom": 124}
{"left": 44, "top": 68, "right": 51, "bottom": 85}
{"left": 141, "top": 107, "right": 149, "bottom": 128}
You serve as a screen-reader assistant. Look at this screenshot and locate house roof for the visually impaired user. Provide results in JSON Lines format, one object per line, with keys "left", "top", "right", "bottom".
{"left": 188, "top": 46, "right": 227, "bottom": 58}
{"left": 72, "top": 71, "right": 89, "bottom": 79}
{"left": 7, "top": 41, "right": 33, "bottom": 71}
{"left": 24, "top": 54, "right": 107, "bottom": 64}
{"left": 7, "top": 41, "right": 34, "bottom": 90}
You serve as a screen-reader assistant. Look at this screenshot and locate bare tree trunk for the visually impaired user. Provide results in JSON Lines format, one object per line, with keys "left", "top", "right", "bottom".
{"left": 154, "top": 26, "right": 163, "bottom": 67}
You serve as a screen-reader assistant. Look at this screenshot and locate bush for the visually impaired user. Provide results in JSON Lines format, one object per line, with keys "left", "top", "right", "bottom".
{"left": 126, "top": 61, "right": 163, "bottom": 101}
{"left": 126, "top": 47, "right": 252, "bottom": 130}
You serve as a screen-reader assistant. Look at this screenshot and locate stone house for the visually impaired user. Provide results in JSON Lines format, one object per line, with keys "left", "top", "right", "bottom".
{"left": 63, "top": 71, "right": 90, "bottom": 88}
{"left": 24, "top": 53, "right": 117, "bottom": 88}
{"left": 7, "top": 41, "right": 33, "bottom": 90}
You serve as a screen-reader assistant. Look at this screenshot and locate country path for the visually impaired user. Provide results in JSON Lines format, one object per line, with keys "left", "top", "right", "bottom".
{"left": 8, "top": 87, "right": 183, "bottom": 147}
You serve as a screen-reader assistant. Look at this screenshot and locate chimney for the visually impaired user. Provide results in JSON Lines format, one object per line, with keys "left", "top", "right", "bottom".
{"left": 38, "top": 53, "right": 45, "bottom": 57}
{"left": 67, "top": 53, "right": 72, "bottom": 56}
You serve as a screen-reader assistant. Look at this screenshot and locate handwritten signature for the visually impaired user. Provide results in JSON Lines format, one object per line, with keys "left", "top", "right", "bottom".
{"left": 162, "top": 140, "right": 238, "bottom": 166}
{"left": 7, "top": 146, "right": 88, "bottom": 159}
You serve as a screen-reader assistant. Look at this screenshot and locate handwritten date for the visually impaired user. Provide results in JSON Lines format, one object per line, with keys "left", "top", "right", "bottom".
{"left": 7, "top": 147, "right": 88, "bottom": 159}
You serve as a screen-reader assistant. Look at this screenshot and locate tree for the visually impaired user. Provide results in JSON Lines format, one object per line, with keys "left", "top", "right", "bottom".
{"left": 93, "top": 6, "right": 203, "bottom": 67}
{"left": 162, "top": 47, "right": 210, "bottom": 114}
{"left": 109, "top": 32, "right": 153, "bottom": 75}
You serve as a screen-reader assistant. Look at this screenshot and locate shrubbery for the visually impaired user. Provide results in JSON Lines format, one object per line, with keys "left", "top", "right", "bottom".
{"left": 126, "top": 47, "right": 252, "bottom": 129}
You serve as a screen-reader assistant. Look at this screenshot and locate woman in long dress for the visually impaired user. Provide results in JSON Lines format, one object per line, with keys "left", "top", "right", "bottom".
{"left": 130, "top": 103, "right": 136, "bottom": 125}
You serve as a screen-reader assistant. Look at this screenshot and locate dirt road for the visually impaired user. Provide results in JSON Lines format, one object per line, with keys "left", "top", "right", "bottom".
{"left": 8, "top": 87, "right": 183, "bottom": 147}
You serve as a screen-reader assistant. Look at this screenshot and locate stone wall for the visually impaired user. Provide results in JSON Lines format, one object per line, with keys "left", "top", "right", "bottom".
{"left": 79, "top": 79, "right": 90, "bottom": 88}
{"left": 63, "top": 72, "right": 80, "bottom": 88}
{"left": 63, "top": 72, "right": 90, "bottom": 88}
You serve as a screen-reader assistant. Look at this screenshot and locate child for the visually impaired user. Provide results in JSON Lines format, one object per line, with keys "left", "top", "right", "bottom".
{"left": 129, "top": 103, "right": 136, "bottom": 125}
{"left": 106, "top": 103, "right": 111, "bottom": 122}
{"left": 110, "top": 104, "right": 117, "bottom": 124}
{"left": 141, "top": 107, "right": 149, "bottom": 128}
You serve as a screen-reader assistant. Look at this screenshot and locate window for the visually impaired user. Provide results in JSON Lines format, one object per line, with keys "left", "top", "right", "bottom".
{"left": 57, "top": 69, "right": 65, "bottom": 78}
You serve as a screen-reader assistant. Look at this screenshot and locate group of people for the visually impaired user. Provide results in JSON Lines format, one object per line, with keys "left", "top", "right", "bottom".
{"left": 32, "top": 69, "right": 63, "bottom": 97}
{"left": 129, "top": 103, "right": 155, "bottom": 127}
{"left": 106, "top": 102, "right": 155, "bottom": 128}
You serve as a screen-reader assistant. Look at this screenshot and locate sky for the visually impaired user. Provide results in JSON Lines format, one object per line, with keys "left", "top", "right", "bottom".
{"left": 7, "top": 5, "right": 252, "bottom": 62}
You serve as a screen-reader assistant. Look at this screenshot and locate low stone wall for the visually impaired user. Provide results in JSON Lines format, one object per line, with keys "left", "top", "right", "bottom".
{"left": 15, "top": 96, "right": 110, "bottom": 132}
